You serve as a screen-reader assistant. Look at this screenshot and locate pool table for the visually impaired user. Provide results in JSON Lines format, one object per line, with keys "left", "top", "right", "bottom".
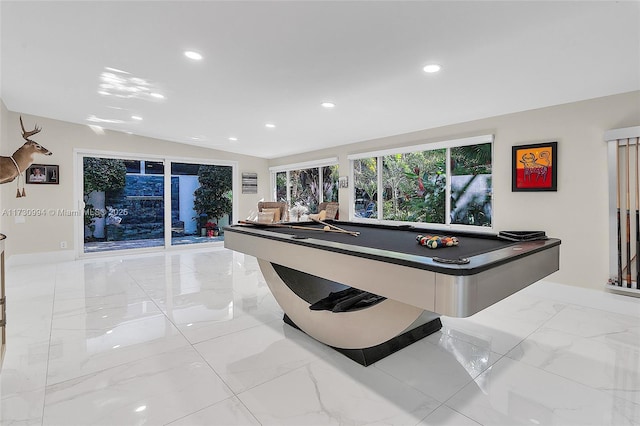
{"left": 224, "top": 221, "right": 560, "bottom": 365}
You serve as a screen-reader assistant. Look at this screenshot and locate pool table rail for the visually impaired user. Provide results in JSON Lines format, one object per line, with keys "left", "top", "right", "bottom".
{"left": 226, "top": 223, "right": 560, "bottom": 276}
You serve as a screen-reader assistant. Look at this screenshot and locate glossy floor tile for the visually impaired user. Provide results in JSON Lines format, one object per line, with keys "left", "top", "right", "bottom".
{"left": 237, "top": 356, "right": 440, "bottom": 425}
{"left": 195, "top": 320, "right": 336, "bottom": 394}
{"left": 447, "top": 357, "right": 640, "bottom": 425}
{"left": 1, "top": 246, "right": 639, "bottom": 425}
{"left": 507, "top": 305, "right": 640, "bottom": 406}
{"left": 43, "top": 345, "right": 234, "bottom": 426}
{"left": 166, "top": 396, "right": 260, "bottom": 426}
{"left": 375, "top": 329, "right": 502, "bottom": 403}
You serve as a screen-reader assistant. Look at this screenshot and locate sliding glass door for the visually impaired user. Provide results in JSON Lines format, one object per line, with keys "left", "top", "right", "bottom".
{"left": 81, "top": 153, "right": 234, "bottom": 254}
{"left": 170, "top": 162, "right": 232, "bottom": 246}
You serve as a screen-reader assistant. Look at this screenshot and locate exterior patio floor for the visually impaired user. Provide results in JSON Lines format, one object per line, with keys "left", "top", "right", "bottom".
{"left": 83, "top": 234, "right": 224, "bottom": 253}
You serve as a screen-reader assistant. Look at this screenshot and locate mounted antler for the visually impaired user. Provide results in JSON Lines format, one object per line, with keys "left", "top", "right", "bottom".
{"left": 20, "top": 115, "right": 41, "bottom": 142}
{"left": 0, "top": 116, "right": 52, "bottom": 198}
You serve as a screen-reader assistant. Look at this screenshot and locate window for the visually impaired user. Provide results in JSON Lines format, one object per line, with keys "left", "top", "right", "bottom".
{"left": 353, "top": 157, "right": 377, "bottom": 218}
{"left": 275, "top": 171, "right": 287, "bottom": 202}
{"left": 83, "top": 155, "right": 166, "bottom": 253}
{"left": 290, "top": 168, "right": 320, "bottom": 211}
{"left": 382, "top": 150, "right": 446, "bottom": 223}
{"left": 271, "top": 158, "right": 339, "bottom": 216}
{"left": 322, "top": 165, "right": 339, "bottom": 202}
{"left": 450, "top": 144, "right": 492, "bottom": 226}
{"left": 349, "top": 135, "right": 493, "bottom": 229}
{"left": 81, "top": 153, "right": 235, "bottom": 254}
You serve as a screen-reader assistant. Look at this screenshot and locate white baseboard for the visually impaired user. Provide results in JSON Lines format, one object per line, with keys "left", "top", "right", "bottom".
{"left": 8, "top": 250, "right": 76, "bottom": 266}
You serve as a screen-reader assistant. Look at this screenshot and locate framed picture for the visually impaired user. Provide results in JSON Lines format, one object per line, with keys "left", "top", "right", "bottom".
{"left": 512, "top": 142, "right": 557, "bottom": 192}
{"left": 242, "top": 172, "right": 257, "bottom": 194}
{"left": 26, "top": 164, "right": 59, "bottom": 184}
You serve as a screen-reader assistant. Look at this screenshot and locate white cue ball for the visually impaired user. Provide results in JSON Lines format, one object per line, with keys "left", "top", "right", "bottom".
{"left": 323, "top": 225, "right": 330, "bottom": 231}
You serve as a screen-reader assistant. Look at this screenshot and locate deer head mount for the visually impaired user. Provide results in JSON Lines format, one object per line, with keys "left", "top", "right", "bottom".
{"left": 0, "top": 116, "right": 53, "bottom": 197}
{"left": 20, "top": 116, "right": 42, "bottom": 142}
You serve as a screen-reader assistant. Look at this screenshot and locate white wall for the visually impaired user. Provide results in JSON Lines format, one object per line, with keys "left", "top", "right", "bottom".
{"left": 0, "top": 110, "right": 270, "bottom": 258}
{"left": 0, "top": 99, "right": 8, "bottom": 215}
{"left": 268, "top": 91, "right": 640, "bottom": 290}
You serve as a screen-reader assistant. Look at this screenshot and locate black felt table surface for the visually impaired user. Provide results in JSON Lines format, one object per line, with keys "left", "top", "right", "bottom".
{"left": 249, "top": 221, "right": 515, "bottom": 261}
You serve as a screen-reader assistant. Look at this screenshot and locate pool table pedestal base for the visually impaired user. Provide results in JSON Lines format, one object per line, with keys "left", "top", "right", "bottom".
{"left": 283, "top": 313, "right": 442, "bottom": 366}
{"left": 260, "top": 260, "right": 443, "bottom": 366}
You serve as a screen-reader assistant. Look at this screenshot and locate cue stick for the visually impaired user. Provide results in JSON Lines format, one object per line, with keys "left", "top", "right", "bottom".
{"left": 310, "top": 217, "right": 360, "bottom": 236}
{"left": 626, "top": 138, "right": 632, "bottom": 287}
{"left": 310, "top": 210, "right": 359, "bottom": 236}
{"left": 623, "top": 254, "right": 637, "bottom": 274}
{"left": 617, "top": 141, "right": 623, "bottom": 286}
{"left": 238, "top": 220, "right": 359, "bottom": 236}
{"left": 636, "top": 137, "right": 639, "bottom": 289}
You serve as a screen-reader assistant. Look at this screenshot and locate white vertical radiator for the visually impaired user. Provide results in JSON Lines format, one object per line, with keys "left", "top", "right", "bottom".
{"left": 606, "top": 127, "right": 640, "bottom": 295}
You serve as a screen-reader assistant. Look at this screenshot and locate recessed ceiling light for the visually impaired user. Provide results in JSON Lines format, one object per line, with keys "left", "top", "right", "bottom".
{"left": 228, "top": 137, "right": 238, "bottom": 142}
{"left": 321, "top": 102, "right": 336, "bottom": 109}
{"left": 265, "top": 123, "right": 276, "bottom": 129}
{"left": 184, "top": 51, "right": 203, "bottom": 61}
{"left": 423, "top": 64, "right": 441, "bottom": 73}
{"left": 131, "top": 115, "right": 143, "bottom": 121}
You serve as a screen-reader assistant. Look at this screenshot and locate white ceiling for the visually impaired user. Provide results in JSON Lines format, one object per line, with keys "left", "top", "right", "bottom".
{"left": 1, "top": 1, "right": 639, "bottom": 159}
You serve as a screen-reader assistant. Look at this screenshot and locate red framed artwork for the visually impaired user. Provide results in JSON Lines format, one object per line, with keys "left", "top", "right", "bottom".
{"left": 512, "top": 142, "right": 557, "bottom": 191}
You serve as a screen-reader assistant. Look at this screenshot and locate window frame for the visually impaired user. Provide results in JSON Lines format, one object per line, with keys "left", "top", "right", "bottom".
{"left": 74, "top": 148, "right": 239, "bottom": 258}
{"left": 269, "top": 157, "right": 339, "bottom": 208}
{"left": 348, "top": 134, "right": 494, "bottom": 232}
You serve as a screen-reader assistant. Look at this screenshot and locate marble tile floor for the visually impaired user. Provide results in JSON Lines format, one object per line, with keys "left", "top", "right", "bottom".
{"left": 1, "top": 246, "right": 640, "bottom": 425}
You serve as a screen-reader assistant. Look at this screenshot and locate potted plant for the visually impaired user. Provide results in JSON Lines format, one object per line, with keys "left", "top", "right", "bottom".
{"left": 193, "top": 165, "right": 232, "bottom": 234}
{"left": 205, "top": 221, "right": 219, "bottom": 237}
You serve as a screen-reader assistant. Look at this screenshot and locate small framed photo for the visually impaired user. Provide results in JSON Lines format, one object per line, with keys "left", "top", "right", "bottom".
{"left": 512, "top": 142, "right": 557, "bottom": 192}
{"left": 26, "top": 164, "right": 59, "bottom": 184}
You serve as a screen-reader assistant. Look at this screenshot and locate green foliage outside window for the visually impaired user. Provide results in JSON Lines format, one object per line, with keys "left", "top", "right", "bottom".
{"left": 322, "top": 165, "right": 339, "bottom": 202}
{"left": 353, "top": 158, "right": 377, "bottom": 218}
{"left": 193, "top": 165, "right": 233, "bottom": 226}
{"left": 353, "top": 142, "right": 492, "bottom": 226}
{"left": 451, "top": 143, "right": 492, "bottom": 175}
{"left": 83, "top": 157, "right": 127, "bottom": 195}
{"left": 83, "top": 157, "right": 127, "bottom": 231}
{"left": 290, "top": 168, "right": 319, "bottom": 212}
{"left": 276, "top": 165, "right": 339, "bottom": 213}
{"left": 450, "top": 144, "right": 492, "bottom": 226}
{"left": 382, "top": 150, "right": 446, "bottom": 223}
{"left": 275, "top": 171, "right": 287, "bottom": 202}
